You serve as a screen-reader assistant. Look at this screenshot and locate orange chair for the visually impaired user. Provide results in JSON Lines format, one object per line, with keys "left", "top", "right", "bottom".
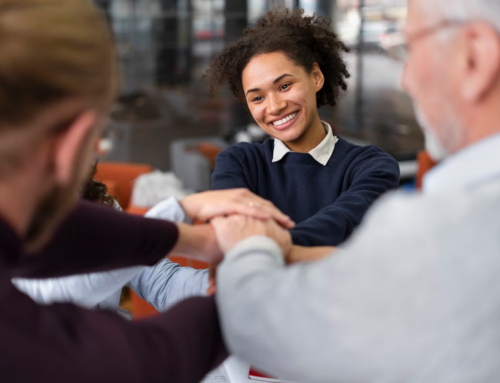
{"left": 95, "top": 162, "right": 153, "bottom": 210}
{"left": 416, "top": 151, "right": 437, "bottom": 190}
{"left": 197, "top": 142, "right": 224, "bottom": 170}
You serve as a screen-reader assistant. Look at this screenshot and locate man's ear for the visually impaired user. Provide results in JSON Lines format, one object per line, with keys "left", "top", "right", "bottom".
{"left": 460, "top": 23, "right": 500, "bottom": 102}
{"left": 52, "top": 110, "right": 97, "bottom": 186}
{"left": 312, "top": 62, "right": 325, "bottom": 92}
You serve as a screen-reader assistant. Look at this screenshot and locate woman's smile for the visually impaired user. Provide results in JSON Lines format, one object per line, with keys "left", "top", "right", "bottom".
{"left": 268, "top": 111, "right": 300, "bottom": 131}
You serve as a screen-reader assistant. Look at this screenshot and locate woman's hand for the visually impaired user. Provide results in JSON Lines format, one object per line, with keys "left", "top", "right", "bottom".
{"left": 179, "top": 189, "right": 295, "bottom": 229}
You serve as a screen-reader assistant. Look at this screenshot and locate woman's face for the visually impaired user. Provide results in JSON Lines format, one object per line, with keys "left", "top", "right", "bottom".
{"left": 242, "top": 51, "right": 324, "bottom": 144}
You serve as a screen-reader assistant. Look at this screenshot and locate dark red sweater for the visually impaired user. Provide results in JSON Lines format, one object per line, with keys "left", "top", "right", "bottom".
{"left": 0, "top": 201, "right": 227, "bottom": 382}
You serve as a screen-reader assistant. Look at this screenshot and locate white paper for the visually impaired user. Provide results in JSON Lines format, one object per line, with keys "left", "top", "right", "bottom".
{"left": 224, "top": 356, "right": 253, "bottom": 383}
{"left": 202, "top": 365, "right": 230, "bottom": 383}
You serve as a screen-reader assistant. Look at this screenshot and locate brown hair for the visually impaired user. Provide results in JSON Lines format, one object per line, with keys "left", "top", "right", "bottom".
{"left": 0, "top": 0, "right": 118, "bottom": 126}
{"left": 80, "top": 161, "right": 116, "bottom": 208}
{"left": 205, "top": 8, "right": 350, "bottom": 107}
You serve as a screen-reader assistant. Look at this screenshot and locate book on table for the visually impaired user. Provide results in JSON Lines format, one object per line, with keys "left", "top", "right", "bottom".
{"left": 248, "top": 367, "right": 298, "bottom": 382}
{"left": 202, "top": 357, "right": 298, "bottom": 383}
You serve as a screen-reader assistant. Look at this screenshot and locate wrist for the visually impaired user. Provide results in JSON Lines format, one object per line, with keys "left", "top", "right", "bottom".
{"left": 172, "top": 223, "right": 221, "bottom": 263}
{"left": 194, "top": 224, "right": 221, "bottom": 262}
{"left": 178, "top": 195, "right": 198, "bottom": 221}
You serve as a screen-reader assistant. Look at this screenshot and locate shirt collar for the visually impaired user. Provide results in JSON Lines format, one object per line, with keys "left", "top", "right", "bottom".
{"left": 272, "top": 121, "right": 338, "bottom": 166}
{"left": 423, "top": 132, "right": 500, "bottom": 193}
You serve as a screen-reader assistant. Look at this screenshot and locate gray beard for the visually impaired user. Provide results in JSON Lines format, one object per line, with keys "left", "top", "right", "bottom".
{"left": 413, "top": 103, "right": 450, "bottom": 162}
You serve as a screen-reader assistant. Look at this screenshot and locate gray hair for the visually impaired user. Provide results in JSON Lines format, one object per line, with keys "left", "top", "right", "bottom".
{"left": 428, "top": 0, "right": 500, "bottom": 32}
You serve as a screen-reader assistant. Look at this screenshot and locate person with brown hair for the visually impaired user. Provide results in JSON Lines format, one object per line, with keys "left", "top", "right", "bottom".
{"left": 207, "top": 8, "right": 400, "bottom": 256}
{"left": 12, "top": 163, "right": 211, "bottom": 313}
{"left": 0, "top": 1, "right": 292, "bottom": 381}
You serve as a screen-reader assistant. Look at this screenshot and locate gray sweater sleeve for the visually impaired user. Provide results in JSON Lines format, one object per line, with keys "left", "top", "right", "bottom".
{"left": 216, "top": 192, "right": 500, "bottom": 383}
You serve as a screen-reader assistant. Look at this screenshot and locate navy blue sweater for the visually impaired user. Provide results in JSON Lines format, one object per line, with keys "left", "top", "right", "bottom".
{"left": 212, "top": 137, "right": 400, "bottom": 246}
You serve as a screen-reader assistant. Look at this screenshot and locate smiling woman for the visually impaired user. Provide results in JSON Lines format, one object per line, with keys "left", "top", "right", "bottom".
{"left": 207, "top": 8, "right": 401, "bottom": 248}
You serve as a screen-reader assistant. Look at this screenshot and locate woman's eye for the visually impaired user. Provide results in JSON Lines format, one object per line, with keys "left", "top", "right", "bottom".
{"left": 252, "top": 96, "right": 263, "bottom": 102}
{"left": 280, "top": 83, "right": 291, "bottom": 91}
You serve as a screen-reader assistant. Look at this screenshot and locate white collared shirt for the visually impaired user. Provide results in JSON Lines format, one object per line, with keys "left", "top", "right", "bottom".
{"left": 272, "top": 121, "right": 339, "bottom": 166}
{"left": 423, "top": 132, "right": 500, "bottom": 193}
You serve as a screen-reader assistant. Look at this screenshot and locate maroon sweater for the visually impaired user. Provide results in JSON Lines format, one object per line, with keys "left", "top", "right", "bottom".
{"left": 0, "top": 201, "right": 227, "bottom": 383}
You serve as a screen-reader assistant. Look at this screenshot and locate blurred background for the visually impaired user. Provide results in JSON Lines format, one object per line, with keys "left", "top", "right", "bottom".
{"left": 94, "top": 0, "right": 423, "bottom": 194}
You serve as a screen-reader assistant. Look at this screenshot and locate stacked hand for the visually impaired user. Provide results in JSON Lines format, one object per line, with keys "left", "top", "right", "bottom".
{"left": 211, "top": 215, "right": 292, "bottom": 255}
{"left": 205, "top": 215, "right": 292, "bottom": 296}
{"left": 172, "top": 188, "right": 335, "bottom": 296}
{"left": 172, "top": 189, "right": 294, "bottom": 265}
{"left": 180, "top": 189, "right": 295, "bottom": 229}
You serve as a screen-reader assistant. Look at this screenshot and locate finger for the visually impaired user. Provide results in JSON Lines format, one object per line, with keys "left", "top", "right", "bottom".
{"left": 248, "top": 196, "right": 295, "bottom": 227}
{"left": 232, "top": 191, "right": 294, "bottom": 228}
{"left": 245, "top": 200, "right": 295, "bottom": 228}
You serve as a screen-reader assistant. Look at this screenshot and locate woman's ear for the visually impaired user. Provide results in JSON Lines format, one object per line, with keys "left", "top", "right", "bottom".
{"left": 312, "top": 62, "right": 325, "bottom": 92}
{"left": 52, "top": 110, "right": 97, "bottom": 186}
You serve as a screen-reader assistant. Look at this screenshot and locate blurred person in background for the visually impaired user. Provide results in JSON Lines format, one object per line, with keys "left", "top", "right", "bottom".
{"left": 206, "top": 8, "right": 400, "bottom": 262}
{"left": 0, "top": 0, "right": 294, "bottom": 382}
{"left": 12, "top": 163, "right": 210, "bottom": 313}
{"left": 213, "top": 0, "right": 500, "bottom": 382}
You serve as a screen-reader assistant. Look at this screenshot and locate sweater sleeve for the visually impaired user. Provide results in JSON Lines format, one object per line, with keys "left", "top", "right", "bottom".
{"left": 290, "top": 148, "right": 400, "bottom": 246}
{"left": 211, "top": 147, "right": 254, "bottom": 191}
{"left": 4, "top": 280, "right": 227, "bottom": 383}
{"left": 14, "top": 200, "right": 179, "bottom": 278}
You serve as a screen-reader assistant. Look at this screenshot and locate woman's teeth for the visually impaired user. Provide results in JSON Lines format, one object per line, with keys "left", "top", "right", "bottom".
{"left": 272, "top": 112, "right": 297, "bottom": 127}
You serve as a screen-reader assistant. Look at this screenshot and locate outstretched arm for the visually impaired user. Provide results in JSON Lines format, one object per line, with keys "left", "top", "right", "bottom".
{"left": 128, "top": 258, "right": 209, "bottom": 312}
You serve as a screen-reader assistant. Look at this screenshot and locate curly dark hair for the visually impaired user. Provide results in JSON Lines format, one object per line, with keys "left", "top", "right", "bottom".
{"left": 204, "top": 8, "right": 350, "bottom": 107}
{"left": 80, "top": 161, "right": 115, "bottom": 208}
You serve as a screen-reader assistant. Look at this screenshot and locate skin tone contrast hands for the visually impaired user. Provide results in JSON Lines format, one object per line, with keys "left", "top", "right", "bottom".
{"left": 171, "top": 189, "right": 295, "bottom": 264}
{"left": 179, "top": 189, "right": 295, "bottom": 228}
{"left": 171, "top": 188, "right": 335, "bottom": 286}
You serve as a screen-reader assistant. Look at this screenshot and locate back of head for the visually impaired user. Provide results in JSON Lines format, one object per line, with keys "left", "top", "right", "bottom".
{"left": 429, "top": 0, "right": 500, "bottom": 31}
{"left": 0, "top": 0, "right": 117, "bottom": 127}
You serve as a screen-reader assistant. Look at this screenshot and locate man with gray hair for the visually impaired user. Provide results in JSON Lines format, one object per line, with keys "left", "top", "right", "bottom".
{"left": 212, "top": 0, "right": 500, "bottom": 382}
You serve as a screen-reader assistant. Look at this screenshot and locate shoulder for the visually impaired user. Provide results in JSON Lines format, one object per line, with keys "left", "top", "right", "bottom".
{"left": 344, "top": 189, "right": 492, "bottom": 250}
{"left": 337, "top": 186, "right": 500, "bottom": 295}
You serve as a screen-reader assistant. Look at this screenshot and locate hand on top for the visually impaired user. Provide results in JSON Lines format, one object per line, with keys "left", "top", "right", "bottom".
{"left": 211, "top": 215, "right": 292, "bottom": 255}
{"left": 179, "top": 189, "right": 295, "bottom": 229}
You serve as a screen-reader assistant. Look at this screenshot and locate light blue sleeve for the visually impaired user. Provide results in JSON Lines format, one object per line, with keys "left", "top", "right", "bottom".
{"left": 12, "top": 266, "right": 144, "bottom": 309}
{"left": 127, "top": 196, "right": 209, "bottom": 312}
{"left": 12, "top": 197, "right": 208, "bottom": 311}
{"left": 11, "top": 201, "right": 140, "bottom": 310}
{"left": 127, "top": 258, "right": 209, "bottom": 312}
